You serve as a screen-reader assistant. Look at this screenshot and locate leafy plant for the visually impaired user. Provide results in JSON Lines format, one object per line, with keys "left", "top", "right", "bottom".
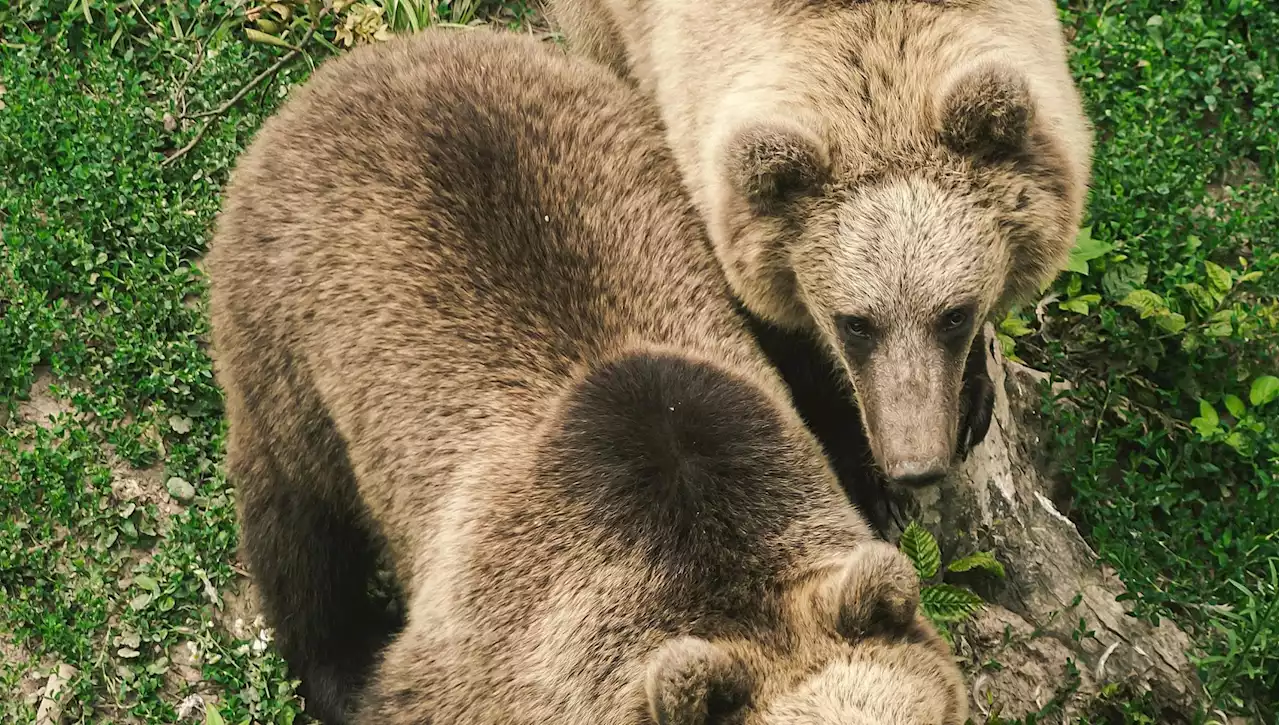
{"left": 1011, "top": 2, "right": 1280, "bottom": 719}
{"left": 898, "top": 521, "right": 1005, "bottom": 634}
{"left": 0, "top": 1, "right": 539, "bottom": 722}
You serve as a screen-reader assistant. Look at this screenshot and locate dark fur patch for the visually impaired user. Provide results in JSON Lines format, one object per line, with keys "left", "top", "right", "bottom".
{"left": 740, "top": 305, "right": 995, "bottom": 533}
{"left": 538, "top": 353, "right": 812, "bottom": 617}
{"left": 955, "top": 329, "right": 995, "bottom": 459}
{"left": 726, "top": 123, "right": 829, "bottom": 214}
{"left": 232, "top": 412, "right": 404, "bottom": 725}
{"left": 939, "top": 65, "right": 1034, "bottom": 158}
{"left": 647, "top": 638, "right": 754, "bottom": 725}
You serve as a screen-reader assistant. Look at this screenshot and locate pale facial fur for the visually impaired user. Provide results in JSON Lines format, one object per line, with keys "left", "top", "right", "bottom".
{"left": 644, "top": 635, "right": 966, "bottom": 725}
{"left": 709, "top": 48, "right": 1083, "bottom": 482}
{"left": 546, "top": 0, "right": 1093, "bottom": 484}
{"left": 794, "top": 177, "right": 1010, "bottom": 482}
{"left": 763, "top": 656, "right": 961, "bottom": 725}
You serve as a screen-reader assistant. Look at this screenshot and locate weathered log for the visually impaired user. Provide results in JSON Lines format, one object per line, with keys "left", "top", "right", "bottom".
{"left": 883, "top": 324, "right": 1204, "bottom": 721}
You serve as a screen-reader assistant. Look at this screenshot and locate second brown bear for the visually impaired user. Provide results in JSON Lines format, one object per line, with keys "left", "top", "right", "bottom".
{"left": 208, "top": 28, "right": 967, "bottom": 725}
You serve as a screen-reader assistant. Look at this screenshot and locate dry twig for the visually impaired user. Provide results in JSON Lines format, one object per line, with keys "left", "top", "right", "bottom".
{"left": 160, "top": 24, "right": 318, "bottom": 169}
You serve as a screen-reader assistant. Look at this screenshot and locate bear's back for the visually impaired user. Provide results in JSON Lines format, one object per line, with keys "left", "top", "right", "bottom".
{"left": 209, "top": 30, "right": 762, "bottom": 430}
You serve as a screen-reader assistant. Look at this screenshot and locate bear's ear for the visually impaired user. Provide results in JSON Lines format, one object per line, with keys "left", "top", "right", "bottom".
{"left": 811, "top": 541, "right": 921, "bottom": 641}
{"left": 724, "top": 120, "right": 830, "bottom": 214}
{"left": 644, "top": 637, "right": 753, "bottom": 725}
{"left": 939, "top": 64, "right": 1035, "bottom": 158}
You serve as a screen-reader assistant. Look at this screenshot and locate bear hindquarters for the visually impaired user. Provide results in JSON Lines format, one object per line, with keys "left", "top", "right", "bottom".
{"left": 229, "top": 415, "right": 402, "bottom": 725}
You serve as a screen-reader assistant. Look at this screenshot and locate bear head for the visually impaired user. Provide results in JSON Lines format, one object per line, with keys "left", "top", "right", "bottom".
{"left": 705, "top": 9, "right": 1090, "bottom": 484}
{"left": 636, "top": 541, "right": 968, "bottom": 725}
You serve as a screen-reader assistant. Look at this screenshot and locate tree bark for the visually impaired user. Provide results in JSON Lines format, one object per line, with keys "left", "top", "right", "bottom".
{"left": 883, "top": 324, "right": 1204, "bottom": 721}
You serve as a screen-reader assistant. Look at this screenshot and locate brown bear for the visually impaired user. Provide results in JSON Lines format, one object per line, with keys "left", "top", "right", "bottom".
{"left": 208, "top": 28, "right": 967, "bottom": 725}
{"left": 547, "top": 0, "right": 1094, "bottom": 491}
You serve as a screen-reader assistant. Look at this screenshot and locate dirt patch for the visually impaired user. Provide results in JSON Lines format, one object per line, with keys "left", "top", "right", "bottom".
{"left": 161, "top": 638, "right": 213, "bottom": 722}
{"left": 960, "top": 606, "right": 1096, "bottom": 720}
{"left": 217, "top": 571, "right": 264, "bottom": 641}
{"left": 1199, "top": 157, "right": 1265, "bottom": 224}
{"left": 1, "top": 638, "right": 78, "bottom": 725}
{"left": 108, "top": 455, "right": 183, "bottom": 519}
{"left": 156, "top": 574, "right": 263, "bottom": 721}
{"left": 32, "top": 663, "right": 77, "bottom": 725}
{"left": 14, "top": 366, "right": 76, "bottom": 430}
{"left": 1, "top": 632, "right": 39, "bottom": 705}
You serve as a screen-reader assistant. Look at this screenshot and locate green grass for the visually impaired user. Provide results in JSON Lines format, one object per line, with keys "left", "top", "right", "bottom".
{"left": 1023, "top": 2, "right": 1278, "bottom": 720}
{"left": 0, "top": 0, "right": 1274, "bottom": 723}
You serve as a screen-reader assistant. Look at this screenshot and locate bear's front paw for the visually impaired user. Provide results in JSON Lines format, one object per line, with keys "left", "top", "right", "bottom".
{"left": 956, "top": 333, "right": 995, "bottom": 460}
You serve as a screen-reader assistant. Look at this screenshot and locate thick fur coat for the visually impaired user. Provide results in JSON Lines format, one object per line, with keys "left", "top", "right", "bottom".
{"left": 208, "top": 29, "right": 966, "bottom": 725}
{"left": 548, "top": 0, "right": 1094, "bottom": 489}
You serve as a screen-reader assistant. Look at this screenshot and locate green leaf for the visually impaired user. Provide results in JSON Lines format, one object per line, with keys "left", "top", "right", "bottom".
{"left": 134, "top": 574, "right": 160, "bottom": 594}
{"left": 1205, "top": 309, "right": 1233, "bottom": 337}
{"left": 999, "top": 314, "right": 1033, "bottom": 337}
{"left": 1190, "top": 399, "right": 1222, "bottom": 437}
{"left": 1204, "top": 261, "right": 1233, "bottom": 296}
{"left": 1190, "top": 418, "right": 1218, "bottom": 438}
{"left": 935, "top": 623, "right": 955, "bottom": 649}
{"left": 206, "top": 705, "right": 227, "bottom": 725}
{"left": 1060, "top": 298, "right": 1090, "bottom": 315}
{"left": 244, "top": 28, "right": 295, "bottom": 49}
{"left": 898, "top": 521, "right": 941, "bottom": 580}
{"left": 1102, "top": 261, "right": 1148, "bottom": 299}
{"left": 1066, "top": 274, "right": 1083, "bottom": 297}
{"left": 1064, "top": 226, "right": 1112, "bottom": 275}
{"left": 1223, "top": 395, "right": 1246, "bottom": 418}
{"left": 920, "top": 584, "right": 985, "bottom": 624}
{"left": 1198, "top": 399, "right": 1220, "bottom": 428}
{"left": 147, "top": 657, "right": 171, "bottom": 675}
{"left": 995, "top": 332, "right": 1023, "bottom": 364}
{"left": 947, "top": 551, "right": 1006, "bottom": 578}
{"left": 1155, "top": 311, "right": 1186, "bottom": 333}
{"left": 1118, "top": 289, "right": 1168, "bottom": 319}
{"left": 1223, "top": 432, "right": 1249, "bottom": 455}
{"left": 1178, "top": 282, "right": 1217, "bottom": 313}
{"left": 1250, "top": 376, "right": 1279, "bottom": 407}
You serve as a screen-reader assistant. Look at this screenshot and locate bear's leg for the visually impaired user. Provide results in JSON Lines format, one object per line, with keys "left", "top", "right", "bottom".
{"left": 955, "top": 330, "right": 996, "bottom": 460}
{"left": 230, "top": 420, "right": 402, "bottom": 725}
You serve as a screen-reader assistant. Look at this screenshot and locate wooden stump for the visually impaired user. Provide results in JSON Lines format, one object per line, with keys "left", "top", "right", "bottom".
{"left": 884, "top": 324, "right": 1204, "bottom": 721}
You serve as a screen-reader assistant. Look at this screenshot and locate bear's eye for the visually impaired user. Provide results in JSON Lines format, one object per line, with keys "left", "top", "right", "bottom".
{"left": 939, "top": 308, "right": 970, "bottom": 333}
{"left": 836, "top": 315, "right": 875, "bottom": 341}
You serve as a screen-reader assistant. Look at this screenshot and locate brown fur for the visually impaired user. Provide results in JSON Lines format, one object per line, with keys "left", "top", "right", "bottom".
{"left": 548, "top": 0, "right": 1093, "bottom": 485}
{"left": 208, "top": 29, "right": 967, "bottom": 725}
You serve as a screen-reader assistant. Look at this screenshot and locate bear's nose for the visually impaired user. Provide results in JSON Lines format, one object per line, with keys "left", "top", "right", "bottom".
{"left": 885, "top": 460, "right": 948, "bottom": 487}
